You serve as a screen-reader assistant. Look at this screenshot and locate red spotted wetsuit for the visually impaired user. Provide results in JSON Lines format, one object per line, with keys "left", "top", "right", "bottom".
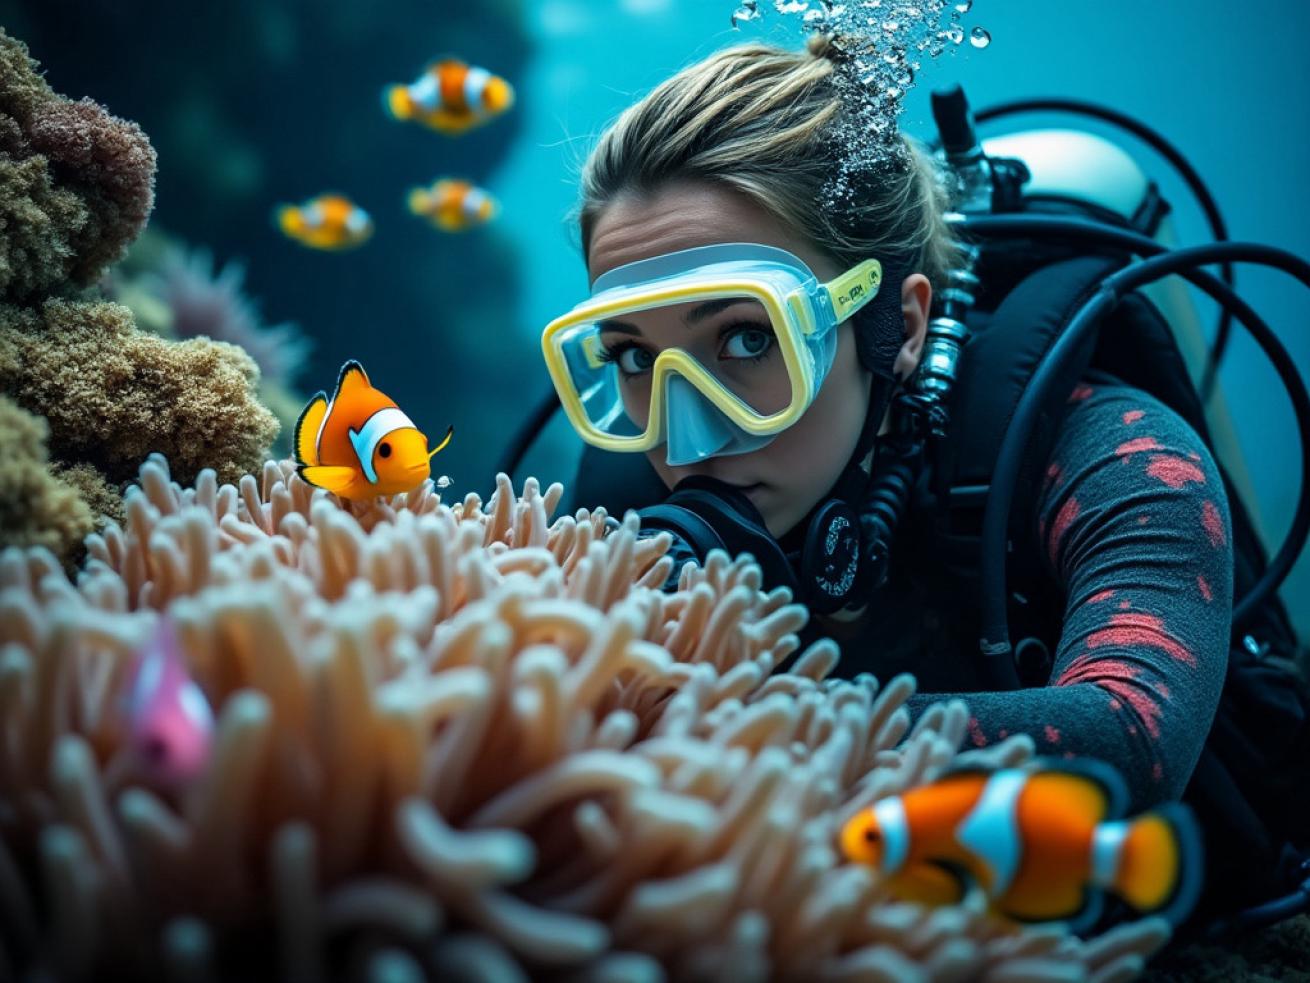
{"left": 832, "top": 380, "right": 1233, "bottom": 813}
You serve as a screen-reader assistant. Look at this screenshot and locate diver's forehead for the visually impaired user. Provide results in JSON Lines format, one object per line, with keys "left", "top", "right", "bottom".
{"left": 586, "top": 181, "right": 836, "bottom": 284}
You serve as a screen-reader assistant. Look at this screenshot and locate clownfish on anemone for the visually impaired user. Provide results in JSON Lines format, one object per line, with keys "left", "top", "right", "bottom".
{"left": 840, "top": 757, "right": 1203, "bottom": 933}
{"left": 408, "top": 179, "right": 499, "bottom": 233}
{"left": 275, "top": 194, "right": 374, "bottom": 251}
{"left": 294, "top": 360, "right": 453, "bottom": 500}
{"left": 383, "top": 58, "right": 515, "bottom": 136}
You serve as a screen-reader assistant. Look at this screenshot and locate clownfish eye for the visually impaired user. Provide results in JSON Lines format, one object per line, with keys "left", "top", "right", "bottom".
{"left": 379, "top": 442, "right": 392, "bottom": 459}
{"left": 864, "top": 827, "right": 881, "bottom": 844}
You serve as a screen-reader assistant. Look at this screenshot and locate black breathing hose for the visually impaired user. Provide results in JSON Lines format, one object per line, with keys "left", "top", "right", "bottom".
{"left": 930, "top": 96, "right": 1236, "bottom": 401}
{"left": 964, "top": 219, "right": 1310, "bottom": 672}
{"left": 496, "top": 387, "right": 562, "bottom": 482}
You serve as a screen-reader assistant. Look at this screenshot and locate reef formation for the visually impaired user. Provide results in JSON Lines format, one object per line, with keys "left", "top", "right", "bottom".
{"left": 0, "top": 458, "right": 1172, "bottom": 981}
{"left": 0, "top": 29, "right": 277, "bottom": 563}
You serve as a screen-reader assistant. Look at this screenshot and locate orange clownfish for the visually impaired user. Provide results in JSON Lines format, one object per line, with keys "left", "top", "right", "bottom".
{"left": 383, "top": 59, "right": 515, "bottom": 135}
{"left": 840, "top": 758, "right": 1203, "bottom": 933}
{"left": 275, "top": 194, "right": 374, "bottom": 251}
{"left": 407, "top": 179, "right": 499, "bottom": 233}
{"left": 293, "top": 360, "right": 453, "bottom": 500}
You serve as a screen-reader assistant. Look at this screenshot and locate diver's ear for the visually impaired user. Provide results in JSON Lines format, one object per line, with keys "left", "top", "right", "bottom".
{"left": 892, "top": 273, "right": 932, "bottom": 381}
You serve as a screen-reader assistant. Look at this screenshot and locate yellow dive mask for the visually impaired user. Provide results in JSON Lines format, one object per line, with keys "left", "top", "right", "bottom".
{"left": 541, "top": 243, "right": 883, "bottom": 466}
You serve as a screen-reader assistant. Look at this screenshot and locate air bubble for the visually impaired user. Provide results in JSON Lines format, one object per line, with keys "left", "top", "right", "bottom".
{"left": 436, "top": 475, "right": 452, "bottom": 489}
{"left": 947, "top": 26, "right": 964, "bottom": 43}
{"left": 969, "top": 26, "right": 991, "bottom": 47}
{"left": 954, "top": 0, "right": 972, "bottom": 11}
{"left": 731, "top": 0, "right": 760, "bottom": 27}
{"left": 774, "top": 0, "right": 809, "bottom": 12}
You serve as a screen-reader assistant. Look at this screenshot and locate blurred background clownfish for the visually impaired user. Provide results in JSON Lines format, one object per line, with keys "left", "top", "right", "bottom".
{"left": 382, "top": 58, "right": 515, "bottom": 136}
{"left": 407, "top": 178, "right": 499, "bottom": 233}
{"left": 275, "top": 193, "right": 374, "bottom": 251}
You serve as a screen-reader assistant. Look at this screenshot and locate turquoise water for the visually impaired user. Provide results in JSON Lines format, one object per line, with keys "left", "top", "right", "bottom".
{"left": 4, "top": 0, "right": 1307, "bottom": 629}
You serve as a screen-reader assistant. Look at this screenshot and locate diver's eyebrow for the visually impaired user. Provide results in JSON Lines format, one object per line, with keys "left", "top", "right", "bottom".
{"left": 597, "top": 298, "right": 756, "bottom": 336}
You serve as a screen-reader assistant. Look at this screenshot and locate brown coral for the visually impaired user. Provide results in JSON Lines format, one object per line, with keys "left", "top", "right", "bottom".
{"left": 0, "top": 394, "right": 94, "bottom": 557}
{"left": 48, "top": 460, "right": 125, "bottom": 529}
{"left": 0, "top": 459, "right": 1175, "bottom": 981}
{"left": 0, "top": 298, "right": 279, "bottom": 486}
{"left": 0, "top": 29, "right": 155, "bottom": 301}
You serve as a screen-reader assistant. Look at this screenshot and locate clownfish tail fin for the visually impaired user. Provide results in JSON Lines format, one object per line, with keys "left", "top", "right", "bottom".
{"left": 293, "top": 391, "right": 328, "bottom": 467}
{"left": 1113, "top": 802, "right": 1203, "bottom": 927}
{"left": 275, "top": 205, "right": 299, "bottom": 237}
{"left": 383, "top": 85, "right": 410, "bottom": 120}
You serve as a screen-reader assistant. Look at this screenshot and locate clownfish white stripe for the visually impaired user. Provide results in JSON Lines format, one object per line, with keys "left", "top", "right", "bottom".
{"left": 463, "top": 188, "right": 489, "bottom": 218}
{"left": 347, "top": 407, "right": 418, "bottom": 483}
{"left": 410, "top": 72, "right": 440, "bottom": 111}
{"left": 1091, "top": 820, "right": 1129, "bottom": 888}
{"left": 345, "top": 208, "right": 369, "bottom": 234}
{"left": 872, "top": 796, "right": 910, "bottom": 875}
{"left": 463, "top": 66, "right": 491, "bottom": 113}
{"left": 953, "top": 769, "right": 1026, "bottom": 895}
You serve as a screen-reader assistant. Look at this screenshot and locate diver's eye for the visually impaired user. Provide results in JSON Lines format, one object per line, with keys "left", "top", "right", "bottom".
{"left": 379, "top": 442, "right": 392, "bottom": 459}
{"left": 618, "top": 346, "right": 655, "bottom": 375}
{"left": 721, "top": 324, "right": 774, "bottom": 360}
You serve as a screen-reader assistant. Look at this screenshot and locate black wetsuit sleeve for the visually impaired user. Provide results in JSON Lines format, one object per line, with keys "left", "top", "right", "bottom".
{"left": 905, "top": 381, "right": 1234, "bottom": 811}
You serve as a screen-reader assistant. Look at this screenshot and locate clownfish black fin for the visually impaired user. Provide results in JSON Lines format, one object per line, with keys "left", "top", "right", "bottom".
{"left": 1037, "top": 755, "right": 1131, "bottom": 821}
{"left": 333, "top": 360, "right": 371, "bottom": 399}
{"left": 999, "top": 883, "right": 1107, "bottom": 938}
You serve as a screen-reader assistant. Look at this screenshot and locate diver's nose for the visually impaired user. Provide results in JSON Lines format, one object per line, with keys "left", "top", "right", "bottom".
{"left": 663, "top": 375, "right": 737, "bottom": 467}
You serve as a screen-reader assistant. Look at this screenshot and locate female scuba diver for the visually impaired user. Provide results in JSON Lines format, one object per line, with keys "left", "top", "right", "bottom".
{"left": 541, "top": 36, "right": 1233, "bottom": 848}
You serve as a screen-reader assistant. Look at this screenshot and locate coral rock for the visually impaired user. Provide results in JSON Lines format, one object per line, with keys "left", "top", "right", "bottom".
{"left": 0, "top": 394, "right": 93, "bottom": 558}
{"left": 0, "top": 298, "right": 279, "bottom": 486}
{"left": 0, "top": 29, "right": 155, "bottom": 301}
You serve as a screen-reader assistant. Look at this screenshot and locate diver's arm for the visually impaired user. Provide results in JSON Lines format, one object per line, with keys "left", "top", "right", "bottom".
{"left": 905, "top": 382, "right": 1233, "bottom": 812}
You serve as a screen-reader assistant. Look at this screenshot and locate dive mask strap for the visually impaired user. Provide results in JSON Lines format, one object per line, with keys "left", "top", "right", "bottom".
{"left": 825, "top": 258, "right": 884, "bottom": 325}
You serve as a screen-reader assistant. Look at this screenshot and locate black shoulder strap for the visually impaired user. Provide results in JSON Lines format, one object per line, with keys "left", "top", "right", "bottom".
{"left": 929, "top": 254, "right": 1127, "bottom": 576}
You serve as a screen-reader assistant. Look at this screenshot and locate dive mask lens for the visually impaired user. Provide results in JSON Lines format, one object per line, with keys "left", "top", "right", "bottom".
{"left": 556, "top": 292, "right": 800, "bottom": 439}
{"left": 542, "top": 243, "right": 858, "bottom": 456}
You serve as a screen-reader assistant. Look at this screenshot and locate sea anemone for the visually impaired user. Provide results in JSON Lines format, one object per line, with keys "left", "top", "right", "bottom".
{"left": 0, "top": 456, "right": 1173, "bottom": 981}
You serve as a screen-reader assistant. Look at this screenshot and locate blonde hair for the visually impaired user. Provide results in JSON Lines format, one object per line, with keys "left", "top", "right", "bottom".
{"left": 577, "top": 35, "right": 964, "bottom": 299}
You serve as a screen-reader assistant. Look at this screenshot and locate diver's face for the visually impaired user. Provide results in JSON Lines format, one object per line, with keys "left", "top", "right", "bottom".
{"left": 586, "top": 180, "right": 875, "bottom": 540}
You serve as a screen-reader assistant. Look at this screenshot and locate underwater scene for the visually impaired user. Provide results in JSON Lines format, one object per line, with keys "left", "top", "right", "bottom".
{"left": 0, "top": 0, "right": 1307, "bottom": 980}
